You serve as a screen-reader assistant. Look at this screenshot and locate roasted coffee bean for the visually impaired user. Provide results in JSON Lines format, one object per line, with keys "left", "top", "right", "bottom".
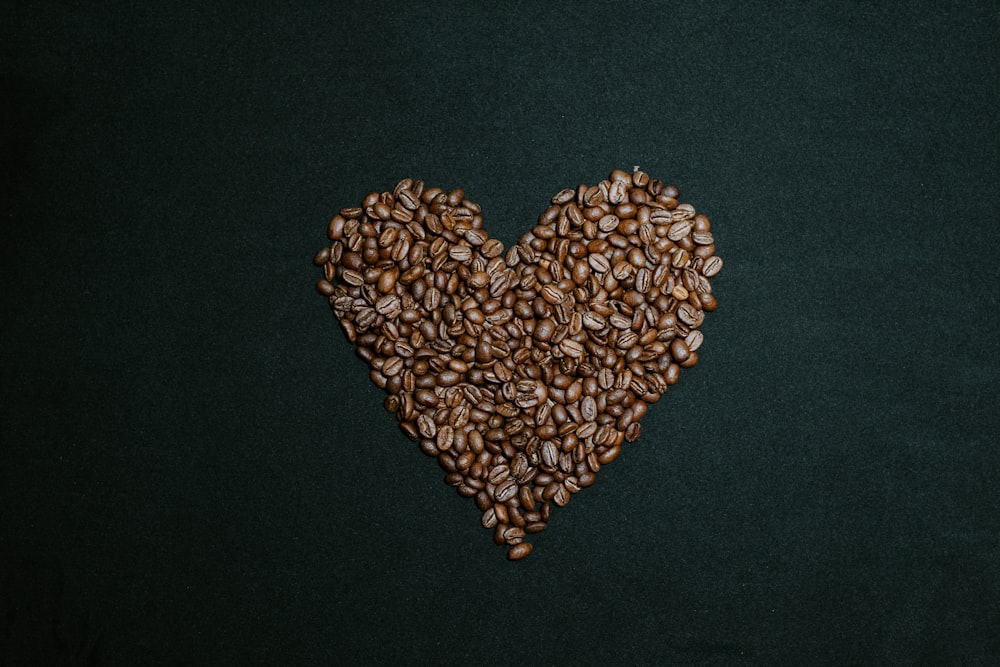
{"left": 588, "top": 253, "right": 611, "bottom": 273}
{"left": 503, "top": 526, "right": 525, "bottom": 545}
{"left": 702, "top": 255, "right": 723, "bottom": 277}
{"left": 669, "top": 337, "right": 691, "bottom": 363}
{"left": 507, "top": 543, "right": 532, "bottom": 560}
{"left": 677, "top": 303, "right": 702, "bottom": 327}
{"left": 668, "top": 220, "right": 693, "bottom": 241}
{"left": 624, "top": 422, "right": 642, "bottom": 442}
{"left": 559, "top": 338, "right": 585, "bottom": 358}
{"left": 494, "top": 479, "right": 518, "bottom": 503}
{"left": 525, "top": 521, "right": 547, "bottom": 534}
{"left": 685, "top": 330, "right": 704, "bottom": 352}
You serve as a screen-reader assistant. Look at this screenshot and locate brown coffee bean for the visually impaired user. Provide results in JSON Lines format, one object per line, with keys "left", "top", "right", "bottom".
{"left": 617, "top": 331, "right": 639, "bottom": 349}
{"left": 503, "top": 526, "right": 525, "bottom": 545}
{"left": 700, "top": 292, "right": 718, "bottom": 312}
{"left": 559, "top": 338, "right": 585, "bottom": 358}
{"left": 507, "top": 543, "right": 532, "bottom": 560}
{"left": 436, "top": 425, "right": 454, "bottom": 451}
{"left": 597, "top": 368, "right": 615, "bottom": 390}
{"left": 669, "top": 337, "right": 690, "bottom": 363}
{"left": 635, "top": 267, "right": 652, "bottom": 293}
{"left": 702, "top": 255, "right": 723, "bottom": 277}
{"left": 597, "top": 445, "right": 621, "bottom": 465}
{"left": 414, "top": 389, "right": 440, "bottom": 407}
{"left": 677, "top": 303, "right": 702, "bottom": 327}
{"left": 541, "top": 440, "right": 559, "bottom": 469}
{"left": 685, "top": 329, "right": 704, "bottom": 352}
{"left": 488, "top": 464, "right": 510, "bottom": 485}
{"left": 667, "top": 220, "right": 693, "bottom": 241}
{"left": 624, "top": 422, "right": 642, "bottom": 442}
{"left": 534, "top": 318, "right": 556, "bottom": 342}
{"left": 418, "top": 418, "right": 439, "bottom": 447}
{"left": 494, "top": 479, "right": 518, "bottom": 503}
{"left": 598, "top": 214, "right": 620, "bottom": 233}
{"left": 449, "top": 245, "right": 472, "bottom": 262}
{"left": 540, "top": 284, "right": 565, "bottom": 305}
{"left": 588, "top": 253, "right": 611, "bottom": 273}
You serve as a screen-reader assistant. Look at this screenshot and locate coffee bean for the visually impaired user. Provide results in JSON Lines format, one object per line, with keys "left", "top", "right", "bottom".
{"left": 702, "top": 255, "right": 723, "bottom": 277}
{"left": 559, "top": 338, "right": 585, "bottom": 358}
{"left": 507, "top": 543, "right": 532, "bottom": 560}
{"left": 700, "top": 292, "right": 718, "bottom": 312}
{"left": 503, "top": 526, "right": 525, "bottom": 545}
{"left": 588, "top": 253, "right": 611, "bottom": 273}
{"left": 685, "top": 330, "right": 704, "bottom": 352}
{"left": 436, "top": 425, "right": 454, "bottom": 451}
{"left": 624, "top": 422, "right": 642, "bottom": 442}
{"left": 677, "top": 303, "right": 702, "bottom": 327}
{"left": 541, "top": 440, "right": 559, "bottom": 469}
{"left": 692, "top": 231, "right": 714, "bottom": 245}
{"left": 414, "top": 389, "right": 439, "bottom": 407}
{"left": 669, "top": 337, "right": 690, "bottom": 363}
{"left": 635, "top": 267, "right": 652, "bottom": 293}
{"left": 616, "top": 331, "right": 639, "bottom": 349}
{"left": 582, "top": 312, "right": 606, "bottom": 331}
{"left": 598, "top": 214, "right": 620, "bottom": 233}
{"left": 494, "top": 479, "right": 518, "bottom": 503}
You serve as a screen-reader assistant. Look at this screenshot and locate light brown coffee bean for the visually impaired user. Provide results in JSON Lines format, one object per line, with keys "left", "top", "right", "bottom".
{"left": 667, "top": 220, "right": 693, "bottom": 240}
{"left": 598, "top": 214, "right": 620, "bottom": 233}
{"left": 465, "top": 228, "right": 488, "bottom": 246}
{"left": 702, "top": 255, "right": 723, "bottom": 277}
{"left": 635, "top": 267, "right": 652, "bottom": 293}
{"left": 541, "top": 440, "right": 559, "bottom": 468}
{"left": 588, "top": 253, "right": 611, "bottom": 273}
{"left": 684, "top": 329, "right": 704, "bottom": 352}
{"left": 677, "top": 303, "right": 702, "bottom": 326}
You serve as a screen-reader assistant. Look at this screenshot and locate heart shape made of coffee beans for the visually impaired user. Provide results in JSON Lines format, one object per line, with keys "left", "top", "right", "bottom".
{"left": 314, "top": 168, "right": 723, "bottom": 560}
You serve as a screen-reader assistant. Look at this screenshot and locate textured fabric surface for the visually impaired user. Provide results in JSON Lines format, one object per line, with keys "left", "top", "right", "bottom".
{"left": 2, "top": 1, "right": 997, "bottom": 664}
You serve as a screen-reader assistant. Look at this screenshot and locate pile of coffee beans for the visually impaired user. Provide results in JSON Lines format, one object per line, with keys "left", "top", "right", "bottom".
{"left": 314, "top": 169, "right": 722, "bottom": 560}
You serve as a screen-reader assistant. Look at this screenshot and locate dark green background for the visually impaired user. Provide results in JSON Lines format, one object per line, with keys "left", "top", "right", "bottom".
{"left": 2, "top": 1, "right": 997, "bottom": 664}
